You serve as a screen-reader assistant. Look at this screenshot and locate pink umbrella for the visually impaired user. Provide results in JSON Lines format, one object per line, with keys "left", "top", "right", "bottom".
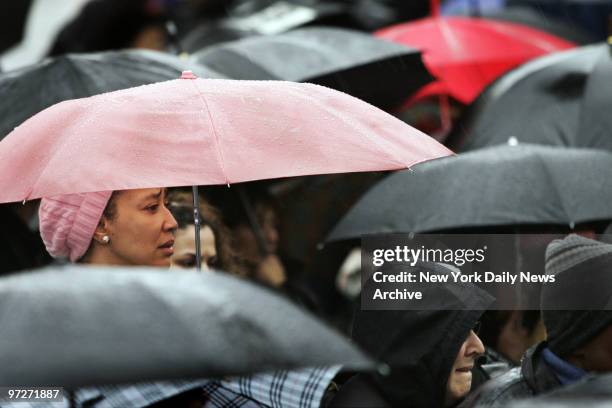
{"left": 0, "top": 71, "right": 451, "bottom": 268}
{"left": 0, "top": 71, "right": 450, "bottom": 202}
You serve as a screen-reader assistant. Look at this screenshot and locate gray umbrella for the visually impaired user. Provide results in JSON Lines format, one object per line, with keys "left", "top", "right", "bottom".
{"left": 0, "top": 48, "right": 225, "bottom": 139}
{"left": 0, "top": 265, "right": 373, "bottom": 387}
{"left": 326, "top": 144, "right": 612, "bottom": 242}
{"left": 191, "top": 26, "right": 432, "bottom": 108}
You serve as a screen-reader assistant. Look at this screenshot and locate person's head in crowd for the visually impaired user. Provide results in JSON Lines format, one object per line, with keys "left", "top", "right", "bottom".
{"left": 460, "top": 235, "right": 612, "bottom": 408}
{"left": 166, "top": 189, "right": 240, "bottom": 274}
{"left": 479, "top": 310, "right": 545, "bottom": 365}
{"left": 542, "top": 234, "right": 612, "bottom": 372}
{"left": 332, "top": 262, "right": 493, "bottom": 408}
{"left": 219, "top": 184, "right": 285, "bottom": 286}
{"left": 39, "top": 188, "right": 178, "bottom": 266}
{"left": 49, "top": 0, "right": 169, "bottom": 56}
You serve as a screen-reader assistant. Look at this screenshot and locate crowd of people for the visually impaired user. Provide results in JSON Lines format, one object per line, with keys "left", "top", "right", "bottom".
{"left": 3, "top": 186, "right": 611, "bottom": 407}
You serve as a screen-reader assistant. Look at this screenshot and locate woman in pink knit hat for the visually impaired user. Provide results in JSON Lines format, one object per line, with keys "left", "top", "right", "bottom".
{"left": 38, "top": 188, "right": 178, "bottom": 266}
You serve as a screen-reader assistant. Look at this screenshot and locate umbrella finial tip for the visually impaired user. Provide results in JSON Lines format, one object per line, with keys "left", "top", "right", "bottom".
{"left": 181, "top": 70, "right": 198, "bottom": 80}
{"left": 507, "top": 136, "right": 519, "bottom": 147}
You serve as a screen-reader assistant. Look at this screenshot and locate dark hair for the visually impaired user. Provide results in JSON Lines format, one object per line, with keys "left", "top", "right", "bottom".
{"left": 479, "top": 310, "right": 541, "bottom": 351}
{"left": 101, "top": 190, "right": 121, "bottom": 222}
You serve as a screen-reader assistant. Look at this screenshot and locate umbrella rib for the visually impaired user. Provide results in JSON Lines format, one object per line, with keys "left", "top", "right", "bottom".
{"left": 294, "top": 85, "right": 410, "bottom": 168}
{"left": 535, "top": 152, "right": 572, "bottom": 225}
{"left": 190, "top": 80, "right": 230, "bottom": 185}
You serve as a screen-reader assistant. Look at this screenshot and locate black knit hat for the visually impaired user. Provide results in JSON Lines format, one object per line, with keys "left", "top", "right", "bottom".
{"left": 543, "top": 234, "right": 612, "bottom": 356}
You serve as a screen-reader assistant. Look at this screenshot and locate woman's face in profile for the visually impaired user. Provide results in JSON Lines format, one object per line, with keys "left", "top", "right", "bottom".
{"left": 172, "top": 224, "right": 218, "bottom": 270}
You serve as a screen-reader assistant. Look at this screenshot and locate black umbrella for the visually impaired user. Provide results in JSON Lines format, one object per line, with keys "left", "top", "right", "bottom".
{"left": 0, "top": 265, "right": 373, "bottom": 387}
{"left": 326, "top": 144, "right": 612, "bottom": 241}
{"left": 178, "top": 0, "right": 349, "bottom": 52}
{"left": 448, "top": 44, "right": 611, "bottom": 152}
{"left": 191, "top": 26, "right": 432, "bottom": 108}
{"left": 0, "top": 49, "right": 224, "bottom": 140}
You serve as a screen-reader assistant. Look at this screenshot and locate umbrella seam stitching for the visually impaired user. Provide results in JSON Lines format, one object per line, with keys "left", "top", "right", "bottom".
{"left": 189, "top": 79, "right": 229, "bottom": 185}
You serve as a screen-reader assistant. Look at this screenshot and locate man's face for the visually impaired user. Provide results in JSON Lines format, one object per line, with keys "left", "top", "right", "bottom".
{"left": 446, "top": 330, "right": 485, "bottom": 406}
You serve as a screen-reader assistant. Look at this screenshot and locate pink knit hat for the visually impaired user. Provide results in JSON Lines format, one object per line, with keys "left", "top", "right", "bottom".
{"left": 39, "top": 191, "right": 113, "bottom": 262}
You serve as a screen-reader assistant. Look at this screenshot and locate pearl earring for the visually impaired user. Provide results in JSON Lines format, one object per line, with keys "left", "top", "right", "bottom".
{"left": 102, "top": 235, "right": 110, "bottom": 244}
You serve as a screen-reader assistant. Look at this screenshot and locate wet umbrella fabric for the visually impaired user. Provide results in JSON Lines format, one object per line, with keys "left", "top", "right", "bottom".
{"left": 374, "top": 15, "right": 575, "bottom": 104}
{"left": 0, "top": 265, "right": 373, "bottom": 386}
{"left": 450, "top": 44, "right": 609, "bottom": 152}
{"left": 178, "top": 0, "right": 348, "bottom": 52}
{"left": 191, "top": 26, "right": 433, "bottom": 108}
{"left": 327, "top": 144, "right": 612, "bottom": 241}
{"left": 0, "top": 72, "right": 450, "bottom": 203}
{"left": 0, "top": 49, "right": 224, "bottom": 140}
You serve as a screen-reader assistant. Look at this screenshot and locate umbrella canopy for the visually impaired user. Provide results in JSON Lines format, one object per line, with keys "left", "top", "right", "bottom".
{"left": 0, "top": 72, "right": 450, "bottom": 203}
{"left": 449, "top": 44, "right": 609, "bottom": 152}
{"left": 191, "top": 26, "right": 433, "bottom": 109}
{"left": 0, "top": 49, "right": 224, "bottom": 140}
{"left": 178, "top": 0, "right": 348, "bottom": 52}
{"left": 374, "top": 13, "right": 575, "bottom": 104}
{"left": 0, "top": 265, "right": 373, "bottom": 386}
{"left": 326, "top": 144, "right": 612, "bottom": 242}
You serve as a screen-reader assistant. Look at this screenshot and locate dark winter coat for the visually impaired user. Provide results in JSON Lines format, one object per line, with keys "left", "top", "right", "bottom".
{"left": 459, "top": 342, "right": 561, "bottom": 408}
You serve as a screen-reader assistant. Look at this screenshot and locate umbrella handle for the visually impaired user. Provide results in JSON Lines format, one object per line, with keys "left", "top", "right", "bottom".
{"left": 192, "top": 186, "right": 202, "bottom": 271}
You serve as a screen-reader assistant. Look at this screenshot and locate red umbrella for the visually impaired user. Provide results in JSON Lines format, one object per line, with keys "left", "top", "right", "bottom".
{"left": 375, "top": 0, "right": 575, "bottom": 105}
